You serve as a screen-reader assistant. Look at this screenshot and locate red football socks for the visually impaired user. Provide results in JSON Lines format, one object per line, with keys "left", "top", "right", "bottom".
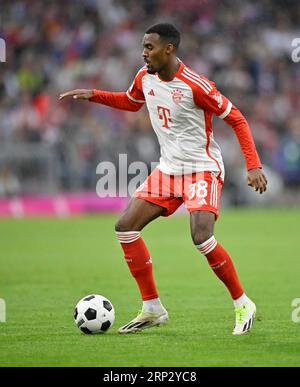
{"left": 116, "top": 231, "right": 158, "bottom": 301}
{"left": 117, "top": 232, "right": 243, "bottom": 301}
{"left": 197, "top": 236, "right": 244, "bottom": 300}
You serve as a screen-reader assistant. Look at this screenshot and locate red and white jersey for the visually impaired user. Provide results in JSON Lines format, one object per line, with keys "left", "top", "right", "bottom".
{"left": 126, "top": 61, "right": 232, "bottom": 179}
{"left": 90, "top": 60, "right": 261, "bottom": 178}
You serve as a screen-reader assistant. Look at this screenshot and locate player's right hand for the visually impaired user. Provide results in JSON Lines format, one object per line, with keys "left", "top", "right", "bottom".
{"left": 247, "top": 168, "right": 268, "bottom": 194}
{"left": 59, "top": 89, "right": 93, "bottom": 101}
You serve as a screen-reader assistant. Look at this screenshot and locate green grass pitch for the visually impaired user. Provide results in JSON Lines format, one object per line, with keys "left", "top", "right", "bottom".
{"left": 0, "top": 209, "right": 300, "bottom": 366}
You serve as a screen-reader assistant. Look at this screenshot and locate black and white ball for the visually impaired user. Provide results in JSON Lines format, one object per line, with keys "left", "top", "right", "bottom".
{"left": 74, "top": 294, "right": 115, "bottom": 334}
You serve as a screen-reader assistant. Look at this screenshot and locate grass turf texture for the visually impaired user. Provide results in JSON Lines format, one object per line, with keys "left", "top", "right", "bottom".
{"left": 0, "top": 209, "right": 299, "bottom": 367}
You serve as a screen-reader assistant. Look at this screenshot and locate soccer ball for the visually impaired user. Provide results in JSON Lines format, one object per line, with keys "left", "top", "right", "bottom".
{"left": 74, "top": 294, "right": 115, "bottom": 334}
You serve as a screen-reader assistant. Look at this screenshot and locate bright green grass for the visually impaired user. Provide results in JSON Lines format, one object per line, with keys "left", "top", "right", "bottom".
{"left": 0, "top": 209, "right": 300, "bottom": 366}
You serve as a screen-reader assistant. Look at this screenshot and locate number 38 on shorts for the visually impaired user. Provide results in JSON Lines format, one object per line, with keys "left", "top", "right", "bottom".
{"left": 135, "top": 169, "right": 223, "bottom": 220}
{"left": 184, "top": 172, "right": 222, "bottom": 215}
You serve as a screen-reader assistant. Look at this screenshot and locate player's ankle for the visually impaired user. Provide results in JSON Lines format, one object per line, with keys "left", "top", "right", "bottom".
{"left": 143, "top": 298, "right": 166, "bottom": 314}
{"left": 233, "top": 293, "right": 252, "bottom": 308}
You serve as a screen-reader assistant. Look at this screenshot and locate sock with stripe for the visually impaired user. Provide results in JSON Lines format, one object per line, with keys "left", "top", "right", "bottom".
{"left": 196, "top": 235, "right": 244, "bottom": 300}
{"left": 116, "top": 231, "right": 159, "bottom": 301}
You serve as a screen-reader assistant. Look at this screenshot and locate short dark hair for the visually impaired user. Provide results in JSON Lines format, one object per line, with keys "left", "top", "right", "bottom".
{"left": 145, "top": 23, "right": 180, "bottom": 49}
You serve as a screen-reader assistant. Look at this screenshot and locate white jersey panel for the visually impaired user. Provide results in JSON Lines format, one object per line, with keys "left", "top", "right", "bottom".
{"left": 141, "top": 72, "right": 225, "bottom": 178}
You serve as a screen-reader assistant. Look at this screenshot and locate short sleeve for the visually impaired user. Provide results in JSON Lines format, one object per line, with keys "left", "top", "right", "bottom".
{"left": 126, "top": 68, "right": 147, "bottom": 104}
{"left": 193, "top": 77, "right": 232, "bottom": 119}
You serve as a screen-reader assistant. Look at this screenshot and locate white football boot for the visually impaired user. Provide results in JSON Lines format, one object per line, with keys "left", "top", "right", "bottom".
{"left": 233, "top": 300, "right": 256, "bottom": 335}
{"left": 118, "top": 308, "right": 169, "bottom": 334}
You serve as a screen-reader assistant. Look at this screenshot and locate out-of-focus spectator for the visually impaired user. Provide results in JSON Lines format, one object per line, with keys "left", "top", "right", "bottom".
{"left": 0, "top": 0, "right": 299, "bottom": 202}
{"left": 0, "top": 166, "right": 21, "bottom": 198}
{"left": 272, "top": 116, "right": 300, "bottom": 185}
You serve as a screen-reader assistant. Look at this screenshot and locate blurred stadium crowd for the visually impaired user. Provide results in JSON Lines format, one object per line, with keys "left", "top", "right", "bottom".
{"left": 0, "top": 0, "right": 300, "bottom": 205}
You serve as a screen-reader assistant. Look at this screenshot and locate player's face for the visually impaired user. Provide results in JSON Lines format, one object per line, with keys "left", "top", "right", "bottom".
{"left": 142, "top": 33, "right": 171, "bottom": 73}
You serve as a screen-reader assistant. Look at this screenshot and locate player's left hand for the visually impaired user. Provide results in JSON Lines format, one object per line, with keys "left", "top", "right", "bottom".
{"left": 58, "top": 89, "right": 93, "bottom": 100}
{"left": 247, "top": 168, "right": 268, "bottom": 194}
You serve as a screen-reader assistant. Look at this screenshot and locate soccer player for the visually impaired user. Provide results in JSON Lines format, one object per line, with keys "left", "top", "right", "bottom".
{"left": 59, "top": 23, "right": 268, "bottom": 335}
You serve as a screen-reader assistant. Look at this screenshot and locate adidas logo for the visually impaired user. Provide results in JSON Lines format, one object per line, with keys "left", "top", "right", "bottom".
{"left": 148, "top": 89, "right": 155, "bottom": 96}
{"left": 197, "top": 198, "right": 207, "bottom": 205}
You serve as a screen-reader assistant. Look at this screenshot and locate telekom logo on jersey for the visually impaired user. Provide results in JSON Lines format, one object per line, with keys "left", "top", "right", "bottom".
{"left": 157, "top": 106, "right": 172, "bottom": 129}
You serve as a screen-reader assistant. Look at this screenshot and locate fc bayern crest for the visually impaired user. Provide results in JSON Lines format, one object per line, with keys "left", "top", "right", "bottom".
{"left": 171, "top": 89, "right": 184, "bottom": 104}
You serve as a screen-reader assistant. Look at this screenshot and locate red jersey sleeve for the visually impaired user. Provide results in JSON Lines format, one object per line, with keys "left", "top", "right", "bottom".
{"left": 125, "top": 67, "right": 147, "bottom": 104}
{"left": 191, "top": 74, "right": 262, "bottom": 171}
{"left": 191, "top": 75, "right": 233, "bottom": 120}
{"left": 89, "top": 91, "right": 142, "bottom": 111}
{"left": 223, "top": 106, "right": 262, "bottom": 170}
{"left": 89, "top": 67, "right": 147, "bottom": 112}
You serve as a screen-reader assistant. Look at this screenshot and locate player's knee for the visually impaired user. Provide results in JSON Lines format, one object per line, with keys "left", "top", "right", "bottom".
{"left": 191, "top": 228, "right": 213, "bottom": 246}
{"left": 115, "top": 219, "right": 130, "bottom": 232}
{"left": 115, "top": 218, "right": 140, "bottom": 232}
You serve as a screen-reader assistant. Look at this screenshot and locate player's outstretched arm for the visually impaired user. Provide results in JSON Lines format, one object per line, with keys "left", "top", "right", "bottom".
{"left": 59, "top": 88, "right": 143, "bottom": 112}
{"left": 59, "top": 68, "right": 146, "bottom": 111}
{"left": 59, "top": 89, "right": 93, "bottom": 100}
{"left": 247, "top": 168, "right": 268, "bottom": 194}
